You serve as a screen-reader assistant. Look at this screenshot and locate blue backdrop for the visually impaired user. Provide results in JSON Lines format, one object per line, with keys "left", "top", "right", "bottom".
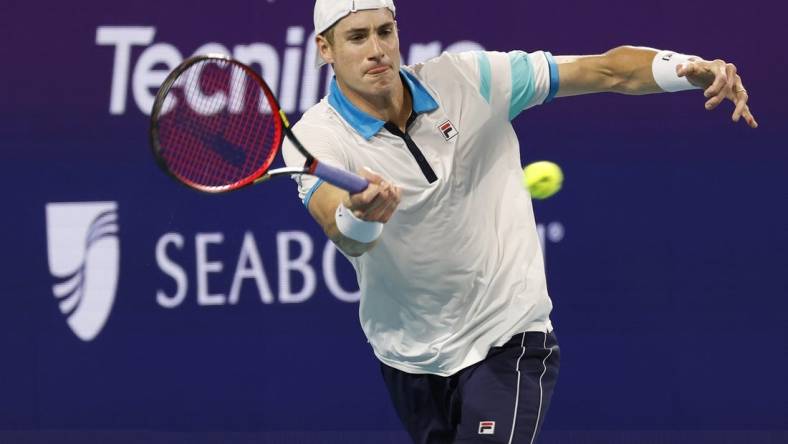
{"left": 1, "top": 0, "right": 786, "bottom": 443}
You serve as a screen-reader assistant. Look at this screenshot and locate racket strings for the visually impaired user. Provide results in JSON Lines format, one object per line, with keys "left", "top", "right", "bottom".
{"left": 156, "top": 59, "right": 280, "bottom": 190}
{"left": 225, "top": 68, "right": 271, "bottom": 183}
{"left": 193, "top": 61, "right": 250, "bottom": 186}
{"left": 245, "top": 90, "right": 276, "bottom": 180}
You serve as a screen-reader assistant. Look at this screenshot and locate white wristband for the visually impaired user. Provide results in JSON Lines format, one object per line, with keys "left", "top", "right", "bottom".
{"left": 335, "top": 204, "right": 383, "bottom": 243}
{"left": 652, "top": 50, "right": 702, "bottom": 92}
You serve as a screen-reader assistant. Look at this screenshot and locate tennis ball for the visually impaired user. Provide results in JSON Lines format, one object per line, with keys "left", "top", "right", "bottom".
{"left": 523, "top": 161, "right": 563, "bottom": 200}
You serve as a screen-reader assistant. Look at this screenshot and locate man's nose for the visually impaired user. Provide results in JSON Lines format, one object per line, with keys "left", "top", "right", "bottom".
{"left": 368, "top": 34, "right": 385, "bottom": 59}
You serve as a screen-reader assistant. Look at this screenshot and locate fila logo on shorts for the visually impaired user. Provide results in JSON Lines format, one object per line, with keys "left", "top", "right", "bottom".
{"left": 478, "top": 420, "right": 496, "bottom": 435}
{"left": 45, "top": 201, "right": 120, "bottom": 342}
{"left": 437, "top": 119, "right": 458, "bottom": 141}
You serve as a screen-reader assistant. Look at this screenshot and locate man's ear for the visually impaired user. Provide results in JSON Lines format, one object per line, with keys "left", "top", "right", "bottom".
{"left": 316, "top": 35, "right": 334, "bottom": 65}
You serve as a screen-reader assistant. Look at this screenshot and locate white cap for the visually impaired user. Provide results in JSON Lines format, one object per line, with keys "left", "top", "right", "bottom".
{"left": 313, "top": 0, "right": 396, "bottom": 68}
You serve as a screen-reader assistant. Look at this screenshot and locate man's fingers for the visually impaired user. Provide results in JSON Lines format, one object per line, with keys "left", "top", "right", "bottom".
{"left": 703, "top": 64, "right": 728, "bottom": 100}
{"left": 742, "top": 106, "right": 758, "bottom": 128}
{"left": 361, "top": 183, "right": 399, "bottom": 221}
{"left": 379, "top": 185, "right": 402, "bottom": 223}
{"left": 705, "top": 88, "right": 730, "bottom": 110}
{"left": 348, "top": 183, "right": 381, "bottom": 212}
{"left": 360, "top": 181, "right": 391, "bottom": 213}
{"left": 366, "top": 183, "right": 393, "bottom": 211}
{"left": 732, "top": 97, "right": 758, "bottom": 129}
{"left": 682, "top": 59, "right": 757, "bottom": 128}
{"left": 376, "top": 183, "right": 401, "bottom": 222}
{"left": 705, "top": 64, "right": 740, "bottom": 111}
{"left": 371, "top": 198, "right": 398, "bottom": 223}
{"left": 705, "top": 95, "right": 726, "bottom": 111}
{"left": 346, "top": 172, "right": 402, "bottom": 221}
{"left": 357, "top": 167, "right": 385, "bottom": 185}
{"left": 725, "top": 64, "right": 737, "bottom": 94}
{"left": 732, "top": 93, "right": 748, "bottom": 122}
{"left": 361, "top": 197, "right": 388, "bottom": 220}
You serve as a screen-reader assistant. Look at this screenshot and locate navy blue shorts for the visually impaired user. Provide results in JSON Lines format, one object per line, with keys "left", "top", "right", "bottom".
{"left": 381, "top": 331, "right": 560, "bottom": 444}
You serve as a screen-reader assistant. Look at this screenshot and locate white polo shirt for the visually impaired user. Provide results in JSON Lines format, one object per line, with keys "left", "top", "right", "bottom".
{"left": 283, "top": 50, "right": 559, "bottom": 376}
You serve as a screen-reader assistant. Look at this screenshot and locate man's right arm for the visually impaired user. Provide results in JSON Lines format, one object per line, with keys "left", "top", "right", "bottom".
{"left": 306, "top": 168, "right": 401, "bottom": 257}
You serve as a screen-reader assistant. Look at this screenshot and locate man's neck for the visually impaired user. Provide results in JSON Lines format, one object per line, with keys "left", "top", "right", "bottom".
{"left": 337, "top": 75, "right": 413, "bottom": 132}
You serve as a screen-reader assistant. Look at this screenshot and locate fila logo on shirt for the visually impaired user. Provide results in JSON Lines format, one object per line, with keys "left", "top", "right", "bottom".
{"left": 438, "top": 120, "right": 458, "bottom": 141}
{"left": 478, "top": 420, "right": 496, "bottom": 435}
{"left": 45, "top": 202, "right": 120, "bottom": 342}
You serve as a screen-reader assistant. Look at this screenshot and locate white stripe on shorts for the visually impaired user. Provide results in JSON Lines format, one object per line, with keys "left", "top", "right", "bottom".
{"left": 529, "top": 332, "right": 554, "bottom": 444}
{"left": 507, "top": 334, "right": 527, "bottom": 444}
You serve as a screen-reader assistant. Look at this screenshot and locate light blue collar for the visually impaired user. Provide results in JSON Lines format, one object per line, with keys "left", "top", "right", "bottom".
{"left": 328, "top": 68, "right": 439, "bottom": 140}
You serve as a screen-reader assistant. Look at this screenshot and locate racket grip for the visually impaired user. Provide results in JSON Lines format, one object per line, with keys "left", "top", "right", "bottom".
{"left": 314, "top": 162, "right": 369, "bottom": 194}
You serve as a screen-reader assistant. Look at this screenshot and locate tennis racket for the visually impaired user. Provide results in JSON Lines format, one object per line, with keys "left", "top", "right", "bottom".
{"left": 149, "top": 54, "right": 368, "bottom": 194}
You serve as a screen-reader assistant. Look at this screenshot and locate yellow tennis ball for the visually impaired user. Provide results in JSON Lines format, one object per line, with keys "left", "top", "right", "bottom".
{"left": 523, "top": 161, "right": 563, "bottom": 199}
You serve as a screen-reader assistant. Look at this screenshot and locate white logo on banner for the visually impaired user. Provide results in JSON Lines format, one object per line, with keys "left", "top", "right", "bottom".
{"left": 96, "top": 26, "right": 485, "bottom": 115}
{"left": 45, "top": 202, "right": 120, "bottom": 342}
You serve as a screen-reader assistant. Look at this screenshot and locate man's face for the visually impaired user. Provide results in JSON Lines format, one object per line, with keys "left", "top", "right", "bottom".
{"left": 318, "top": 9, "right": 400, "bottom": 99}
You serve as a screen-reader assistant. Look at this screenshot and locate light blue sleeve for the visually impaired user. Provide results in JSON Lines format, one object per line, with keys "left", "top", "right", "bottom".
{"left": 475, "top": 51, "right": 493, "bottom": 104}
{"left": 508, "top": 50, "right": 559, "bottom": 120}
{"left": 465, "top": 50, "right": 558, "bottom": 120}
{"left": 508, "top": 51, "right": 537, "bottom": 120}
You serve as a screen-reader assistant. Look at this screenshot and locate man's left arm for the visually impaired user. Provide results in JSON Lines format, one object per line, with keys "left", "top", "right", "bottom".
{"left": 555, "top": 46, "right": 757, "bottom": 128}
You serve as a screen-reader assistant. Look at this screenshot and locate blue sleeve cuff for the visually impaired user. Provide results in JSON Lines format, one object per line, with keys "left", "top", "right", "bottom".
{"left": 302, "top": 179, "right": 325, "bottom": 209}
{"left": 544, "top": 51, "right": 559, "bottom": 104}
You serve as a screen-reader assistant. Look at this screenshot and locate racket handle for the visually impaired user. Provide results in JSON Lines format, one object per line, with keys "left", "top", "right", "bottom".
{"left": 314, "top": 162, "right": 369, "bottom": 194}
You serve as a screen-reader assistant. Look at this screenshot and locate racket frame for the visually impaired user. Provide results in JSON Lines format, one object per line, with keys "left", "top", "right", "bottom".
{"left": 150, "top": 54, "right": 317, "bottom": 193}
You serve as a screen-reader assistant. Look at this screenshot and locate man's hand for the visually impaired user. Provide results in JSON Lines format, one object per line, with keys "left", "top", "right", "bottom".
{"left": 306, "top": 167, "right": 401, "bottom": 257}
{"left": 677, "top": 59, "right": 758, "bottom": 128}
{"left": 343, "top": 167, "right": 401, "bottom": 223}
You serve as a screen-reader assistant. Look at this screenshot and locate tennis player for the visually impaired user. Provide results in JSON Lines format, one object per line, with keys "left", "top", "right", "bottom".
{"left": 283, "top": 1, "right": 756, "bottom": 442}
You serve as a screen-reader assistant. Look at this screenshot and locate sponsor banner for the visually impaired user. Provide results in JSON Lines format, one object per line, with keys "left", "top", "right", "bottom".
{"left": 0, "top": 0, "right": 786, "bottom": 438}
